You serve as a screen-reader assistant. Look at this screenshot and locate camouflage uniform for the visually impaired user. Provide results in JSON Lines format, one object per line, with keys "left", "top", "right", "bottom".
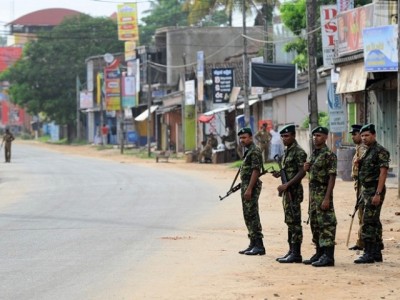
{"left": 308, "top": 145, "right": 337, "bottom": 248}
{"left": 358, "top": 142, "right": 389, "bottom": 245}
{"left": 3, "top": 130, "right": 15, "bottom": 163}
{"left": 240, "top": 143, "right": 263, "bottom": 240}
{"left": 281, "top": 141, "right": 307, "bottom": 245}
{"left": 351, "top": 143, "right": 367, "bottom": 249}
{"left": 254, "top": 128, "right": 271, "bottom": 162}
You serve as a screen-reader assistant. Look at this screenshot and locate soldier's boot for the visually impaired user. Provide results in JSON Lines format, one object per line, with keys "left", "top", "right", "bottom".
{"left": 276, "top": 243, "right": 292, "bottom": 262}
{"left": 373, "top": 243, "right": 383, "bottom": 263}
{"left": 279, "top": 243, "right": 302, "bottom": 263}
{"left": 239, "top": 239, "right": 255, "bottom": 255}
{"left": 303, "top": 245, "right": 323, "bottom": 265}
{"left": 245, "top": 238, "right": 266, "bottom": 256}
{"left": 354, "top": 242, "right": 375, "bottom": 264}
{"left": 312, "top": 246, "right": 335, "bottom": 267}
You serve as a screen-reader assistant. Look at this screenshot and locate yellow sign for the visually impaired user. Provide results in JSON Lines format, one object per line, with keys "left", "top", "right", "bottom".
{"left": 117, "top": 3, "right": 139, "bottom": 41}
{"left": 125, "top": 41, "right": 136, "bottom": 61}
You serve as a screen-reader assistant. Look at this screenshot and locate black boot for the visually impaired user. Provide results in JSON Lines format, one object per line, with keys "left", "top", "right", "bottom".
{"left": 312, "top": 246, "right": 335, "bottom": 267}
{"left": 373, "top": 243, "right": 383, "bottom": 262}
{"left": 303, "top": 245, "right": 323, "bottom": 265}
{"left": 245, "top": 238, "right": 266, "bottom": 256}
{"left": 279, "top": 243, "right": 302, "bottom": 263}
{"left": 354, "top": 242, "right": 375, "bottom": 264}
{"left": 276, "top": 244, "right": 292, "bottom": 262}
{"left": 239, "top": 239, "right": 255, "bottom": 254}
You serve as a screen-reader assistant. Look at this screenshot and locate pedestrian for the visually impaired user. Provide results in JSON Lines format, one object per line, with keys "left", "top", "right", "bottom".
{"left": 254, "top": 123, "right": 271, "bottom": 162}
{"left": 354, "top": 123, "right": 390, "bottom": 264}
{"left": 270, "top": 126, "right": 284, "bottom": 159}
{"left": 274, "top": 124, "right": 307, "bottom": 263}
{"left": 2, "top": 128, "right": 15, "bottom": 163}
{"left": 303, "top": 126, "right": 337, "bottom": 267}
{"left": 348, "top": 124, "right": 367, "bottom": 251}
{"left": 101, "top": 123, "right": 109, "bottom": 145}
{"left": 209, "top": 133, "right": 218, "bottom": 149}
{"left": 237, "top": 127, "right": 265, "bottom": 256}
{"left": 198, "top": 139, "right": 212, "bottom": 163}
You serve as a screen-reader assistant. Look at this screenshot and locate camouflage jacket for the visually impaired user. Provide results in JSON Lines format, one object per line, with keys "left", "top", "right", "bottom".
{"left": 282, "top": 141, "right": 307, "bottom": 185}
{"left": 309, "top": 145, "right": 337, "bottom": 186}
{"left": 359, "top": 141, "right": 390, "bottom": 185}
{"left": 240, "top": 143, "right": 263, "bottom": 184}
{"left": 351, "top": 143, "right": 367, "bottom": 178}
{"left": 254, "top": 130, "right": 271, "bottom": 144}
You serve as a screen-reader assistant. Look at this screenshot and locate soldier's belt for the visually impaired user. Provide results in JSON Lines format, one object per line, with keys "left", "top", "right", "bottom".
{"left": 362, "top": 181, "right": 378, "bottom": 188}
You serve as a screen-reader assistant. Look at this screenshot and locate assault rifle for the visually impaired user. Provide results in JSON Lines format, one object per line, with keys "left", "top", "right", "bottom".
{"left": 219, "top": 166, "right": 275, "bottom": 201}
{"left": 274, "top": 154, "right": 295, "bottom": 217}
{"left": 346, "top": 195, "right": 363, "bottom": 247}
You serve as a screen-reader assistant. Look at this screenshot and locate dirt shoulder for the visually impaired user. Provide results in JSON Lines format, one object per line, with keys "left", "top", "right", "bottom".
{"left": 17, "top": 140, "right": 400, "bottom": 300}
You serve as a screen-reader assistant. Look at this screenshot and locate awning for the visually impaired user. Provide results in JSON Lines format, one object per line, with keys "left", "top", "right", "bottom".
{"left": 135, "top": 105, "right": 158, "bottom": 121}
{"left": 203, "top": 105, "right": 233, "bottom": 116}
{"left": 198, "top": 114, "right": 215, "bottom": 123}
{"left": 237, "top": 99, "right": 258, "bottom": 109}
{"left": 336, "top": 61, "right": 367, "bottom": 94}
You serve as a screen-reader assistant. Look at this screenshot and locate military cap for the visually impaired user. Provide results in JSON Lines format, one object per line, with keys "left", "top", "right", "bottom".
{"left": 237, "top": 127, "right": 253, "bottom": 136}
{"left": 349, "top": 124, "right": 363, "bottom": 134}
{"left": 280, "top": 124, "right": 295, "bottom": 134}
{"left": 360, "top": 123, "right": 376, "bottom": 134}
{"left": 311, "top": 126, "right": 329, "bottom": 135}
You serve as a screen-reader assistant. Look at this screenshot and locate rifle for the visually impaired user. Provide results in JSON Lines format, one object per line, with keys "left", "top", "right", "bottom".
{"left": 219, "top": 166, "right": 275, "bottom": 201}
{"left": 274, "top": 154, "right": 295, "bottom": 217}
{"left": 346, "top": 195, "right": 363, "bottom": 247}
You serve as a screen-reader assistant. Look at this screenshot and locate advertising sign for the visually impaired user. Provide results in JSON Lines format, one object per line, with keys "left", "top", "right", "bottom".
{"left": 185, "top": 80, "right": 195, "bottom": 105}
{"left": 80, "top": 91, "right": 93, "bottom": 109}
{"left": 328, "top": 82, "right": 346, "bottom": 133}
{"left": 337, "top": 4, "right": 374, "bottom": 56}
{"left": 117, "top": 3, "right": 139, "bottom": 41}
{"left": 320, "top": 5, "right": 338, "bottom": 67}
{"left": 121, "top": 74, "right": 136, "bottom": 108}
{"left": 212, "top": 68, "right": 233, "bottom": 104}
{"left": 104, "top": 67, "right": 121, "bottom": 111}
{"left": 363, "top": 25, "right": 398, "bottom": 72}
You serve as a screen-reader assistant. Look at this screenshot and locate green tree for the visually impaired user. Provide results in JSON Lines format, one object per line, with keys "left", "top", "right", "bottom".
{"left": 280, "top": 0, "right": 373, "bottom": 71}
{"left": 4, "top": 14, "right": 123, "bottom": 140}
{"left": 140, "top": 0, "right": 189, "bottom": 45}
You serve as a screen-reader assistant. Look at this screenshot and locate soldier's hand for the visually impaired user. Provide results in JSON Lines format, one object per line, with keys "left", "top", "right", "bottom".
{"left": 321, "top": 198, "right": 330, "bottom": 210}
{"left": 304, "top": 162, "right": 311, "bottom": 172}
{"left": 244, "top": 189, "right": 252, "bottom": 201}
{"left": 277, "top": 184, "right": 287, "bottom": 193}
{"left": 372, "top": 194, "right": 381, "bottom": 206}
{"left": 272, "top": 171, "right": 280, "bottom": 178}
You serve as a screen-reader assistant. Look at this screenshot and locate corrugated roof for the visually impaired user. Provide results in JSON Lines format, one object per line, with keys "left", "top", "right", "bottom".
{"left": 9, "top": 8, "right": 83, "bottom": 26}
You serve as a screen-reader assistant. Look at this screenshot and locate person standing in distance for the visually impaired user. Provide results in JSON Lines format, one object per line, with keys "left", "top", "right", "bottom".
{"left": 354, "top": 124, "right": 390, "bottom": 264}
{"left": 348, "top": 124, "right": 367, "bottom": 251}
{"left": 274, "top": 124, "right": 307, "bottom": 263}
{"left": 303, "top": 126, "right": 337, "bottom": 267}
{"left": 254, "top": 123, "right": 271, "bottom": 162}
{"left": 2, "top": 128, "right": 15, "bottom": 163}
{"left": 237, "top": 127, "right": 265, "bottom": 256}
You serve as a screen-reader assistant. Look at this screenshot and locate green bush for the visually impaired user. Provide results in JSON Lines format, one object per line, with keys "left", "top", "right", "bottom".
{"left": 301, "top": 112, "right": 329, "bottom": 129}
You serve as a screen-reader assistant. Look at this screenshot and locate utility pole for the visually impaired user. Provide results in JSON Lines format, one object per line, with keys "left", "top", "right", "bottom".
{"left": 119, "top": 73, "right": 125, "bottom": 154}
{"left": 306, "top": 0, "right": 319, "bottom": 135}
{"left": 242, "top": 0, "right": 250, "bottom": 126}
{"left": 76, "top": 75, "right": 81, "bottom": 140}
{"left": 397, "top": 1, "right": 400, "bottom": 198}
{"left": 147, "top": 54, "right": 152, "bottom": 158}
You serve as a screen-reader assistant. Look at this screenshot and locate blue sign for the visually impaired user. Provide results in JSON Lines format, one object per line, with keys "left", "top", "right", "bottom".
{"left": 363, "top": 25, "right": 398, "bottom": 72}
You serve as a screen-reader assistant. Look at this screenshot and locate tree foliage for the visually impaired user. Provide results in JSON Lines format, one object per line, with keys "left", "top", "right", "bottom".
{"left": 140, "top": 0, "right": 189, "bottom": 45}
{"left": 4, "top": 14, "right": 123, "bottom": 131}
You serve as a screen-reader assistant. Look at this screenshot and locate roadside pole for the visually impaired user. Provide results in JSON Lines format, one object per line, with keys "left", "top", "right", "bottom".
{"left": 147, "top": 54, "right": 152, "bottom": 158}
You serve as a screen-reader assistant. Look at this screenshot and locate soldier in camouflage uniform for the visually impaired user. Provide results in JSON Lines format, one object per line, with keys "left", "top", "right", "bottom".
{"left": 237, "top": 127, "right": 265, "bottom": 256}
{"left": 274, "top": 124, "right": 307, "bottom": 263}
{"left": 348, "top": 124, "right": 367, "bottom": 251}
{"left": 254, "top": 123, "right": 271, "bottom": 162}
{"left": 303, "top": 126, "right": 337, "bottom": 267}
{"left": 354, "top": 124, "right": 389, "bottom": 264}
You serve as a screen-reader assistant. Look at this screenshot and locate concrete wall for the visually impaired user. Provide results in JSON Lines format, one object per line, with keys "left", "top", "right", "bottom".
{"left": 157, "top": 26, "right": 264, "bottom": 85}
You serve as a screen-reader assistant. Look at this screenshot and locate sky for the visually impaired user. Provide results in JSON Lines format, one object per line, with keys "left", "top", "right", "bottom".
{"left": 0, "top": 0, "right": 151, "bottom": 29}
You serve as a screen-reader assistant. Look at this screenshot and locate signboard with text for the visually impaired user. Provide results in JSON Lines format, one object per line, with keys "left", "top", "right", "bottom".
{"left": 117, "top": 3, "right": 139, "bottom": 41}
{"left": 212, "top": 68, "right": 233, "bottom": 104}
{"left": 320, "top": 5, "right": 337, "bottom": 67}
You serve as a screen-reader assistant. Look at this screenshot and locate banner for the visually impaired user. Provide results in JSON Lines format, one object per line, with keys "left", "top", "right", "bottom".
{"left": 320, "top": 5, "right": 338, "bottom": 67}
{"left": 212, "top": 68, "right": 233, "bottom": 104}
{"left": 80, "top": 91, "right": 93, "bottom": 109}
{"left": 121, "top": 74, "right": 136, "bottom": 108}
{"left": 251, "top": 63, "right": 296, "bottom": 89}
{"left": 104, "top": 64, "right": 121, "bottom": 111}
{"left": 185, "top": 80, "right": 195, "bottom": 105}
{"left": 197, "top": 51, "right": 204, "bottom": 101}
{"left": 328, "top": 82, "right": 347, "bottom": 133}
{"left": 364, "top": 25, "right": 398, "bottom": 72}
{"left": 117, "top": 3, "right": 139, "bottom": 41}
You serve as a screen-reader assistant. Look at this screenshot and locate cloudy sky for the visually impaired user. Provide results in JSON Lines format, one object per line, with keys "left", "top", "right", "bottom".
{"left": 0, "top": 0, "right": 151, "bottom": 25}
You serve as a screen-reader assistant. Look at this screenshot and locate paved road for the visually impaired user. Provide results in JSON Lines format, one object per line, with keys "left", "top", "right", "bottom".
{"left": 0, "top": 144, "right": 218, "bottom": 299}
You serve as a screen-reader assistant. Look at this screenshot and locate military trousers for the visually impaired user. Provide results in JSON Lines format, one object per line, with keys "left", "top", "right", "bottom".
{"left": 360, "top": 186, "right": 385, "bottom": 244}
{"left": 241, "top": 181, "right": 263, "bottom": 240}
{"left": 309, "top": 186, "right": 337, "bottom": 247}
{"left": 282, "top": 193, "right": 302, "bottom": 244}
{"left": 4, "top": 143, "right": 11, "bottom": 162}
